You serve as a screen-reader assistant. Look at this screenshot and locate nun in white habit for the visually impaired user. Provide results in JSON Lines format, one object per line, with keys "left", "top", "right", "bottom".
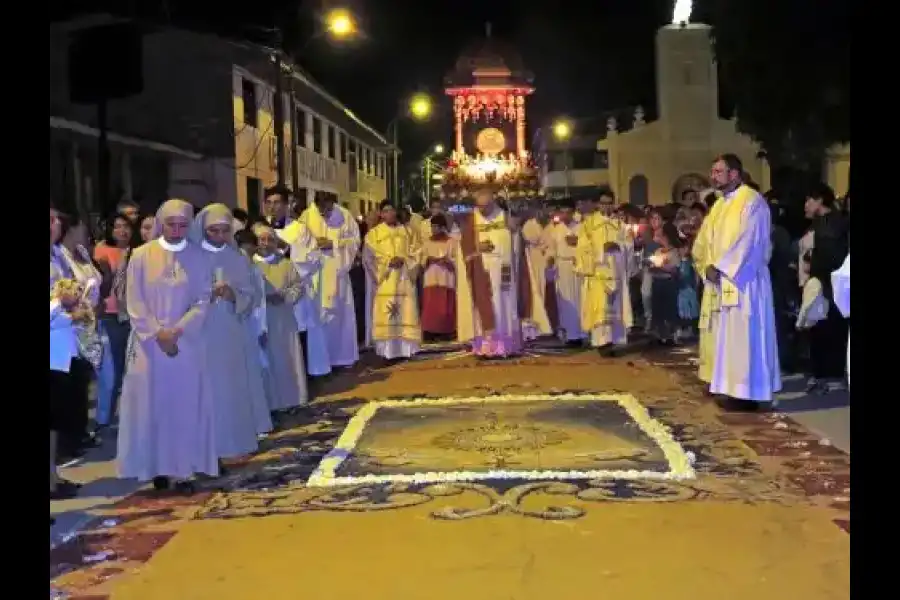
{"left": 116, "top": 199, "right": 218, "bottom": 491}
{"left": 192, "top": 204, "right": 270, "bottom": 460}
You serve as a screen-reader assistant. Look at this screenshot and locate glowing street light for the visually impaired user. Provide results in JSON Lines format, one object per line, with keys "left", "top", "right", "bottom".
{"left": 324, "top": 8, "right": 357, "bottom": 39}
{"left": 409, "top": 94, "right": 433, "bottom": 120}
{"left": 553, "top": 120, "right": 572, "bottom": 141}
{"left": 434, "top": 144, "right": 444, "bottom": 155}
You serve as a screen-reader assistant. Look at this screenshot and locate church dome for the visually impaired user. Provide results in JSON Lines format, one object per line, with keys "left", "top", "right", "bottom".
{"left": 445, "top": 32, "right": 534, "bottom": 88}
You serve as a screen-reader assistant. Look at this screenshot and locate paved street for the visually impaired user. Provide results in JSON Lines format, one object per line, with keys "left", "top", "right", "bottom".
{"left": 51, "top": 343, "right": 849, "bottom": 600}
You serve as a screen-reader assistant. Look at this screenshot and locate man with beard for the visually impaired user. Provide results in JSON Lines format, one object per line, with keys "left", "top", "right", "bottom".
{"left": 704, "top": 154, "right": 781, "bottom": 410}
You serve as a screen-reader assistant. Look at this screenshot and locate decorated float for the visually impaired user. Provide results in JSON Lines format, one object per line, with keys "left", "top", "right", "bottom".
{"left": 439, "top": 26, "right": 541, "bottom": 208}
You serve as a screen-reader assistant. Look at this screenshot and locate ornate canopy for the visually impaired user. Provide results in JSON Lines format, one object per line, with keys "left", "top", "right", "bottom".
{"left": 444, "top": 32, "right": 534, "bottom": 91}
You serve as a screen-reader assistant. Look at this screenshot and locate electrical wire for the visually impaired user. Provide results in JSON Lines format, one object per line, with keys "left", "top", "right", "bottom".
{"left": 233, "top": 118, "right": 275, "bottom": 170}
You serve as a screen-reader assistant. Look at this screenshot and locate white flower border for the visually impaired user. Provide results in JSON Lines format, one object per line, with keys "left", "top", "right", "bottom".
{"left": 306, "top": 394, "right": 696, "bottom": 487}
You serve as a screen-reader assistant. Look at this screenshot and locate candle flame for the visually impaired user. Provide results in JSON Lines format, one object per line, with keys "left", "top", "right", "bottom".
{"left": 672, "top": 0, "right": 692, "bottom": 24}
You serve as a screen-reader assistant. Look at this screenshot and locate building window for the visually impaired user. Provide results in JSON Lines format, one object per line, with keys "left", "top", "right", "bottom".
{"left": 294, "top": 187, "right": 308, "bottom": 211}
{"left": 312, "top": 117, "right": 322, "bottom": 153}
{"left": 322, "top": 122, "right": 331, "bottom": 157}
{"left": 570, "top": 149, "right": 609, "bottom": 170}
{"left": 367, "top": 149, "right": 375, "bottom": 175}
{"left": 360, "top": 146, "right": 368, "bottom": 172}
{"left": 347, "top": 137, "right": 356, "bottom": 162}
{"left": 338, "top": 131, "right": 347, "bottom": 163}
{"left": 548, "top": 151, "right": 572, "bottom": 172}
{"left": 328, "top": 125, "right": 338, "bottom": 160}
{"left": 241, "top": 79, "right": 257, "bottom": 128}
{"left": 295, "top": 107, "right": 307, "bottom": 147}
{"left": 377, "top": 154, "right": 384, "bottom": 178}
{"left": 246, "top": 175, "right": 262, "bottom": 218}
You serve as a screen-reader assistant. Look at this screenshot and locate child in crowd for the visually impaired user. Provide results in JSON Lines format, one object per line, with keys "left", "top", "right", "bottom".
{"left": 647, "top": 223, "right": 682, "bottom": 345}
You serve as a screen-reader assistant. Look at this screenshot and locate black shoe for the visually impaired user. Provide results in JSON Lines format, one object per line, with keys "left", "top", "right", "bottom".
{"left": 152, "top": 476, "right": 171, "bottom": 491}
{"left": 50, "top": 479, "right": 81, "bottom": 500}
{"left": 173, "top": 480, "right": 196, "bottom": 495}
{"left": 718, "top": 397, "right": 766, "bottom": 413}
{"left": 598, "top": 344, "right": 618, "bottom": 358}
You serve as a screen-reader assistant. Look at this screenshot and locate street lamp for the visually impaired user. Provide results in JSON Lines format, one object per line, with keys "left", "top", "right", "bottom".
{"left": 552, "top": 119, "right": 572, "bottom": 141}
{"left": 552, "top": 119, "right": 573, "bottom": 196}
{"left": 387, "top": 92, "right": 434, "bottom": 204}
{"left": 409, "top": 93, "right": 432, "bottom": 120}
{"left": 269, "top": 10, "right": 359, "bottom": 191}
{"left": 324, "top": 8, "right": 356, "bottom": 38}
{"left": 422, "top": 144, "right": 447, "bottom": 204}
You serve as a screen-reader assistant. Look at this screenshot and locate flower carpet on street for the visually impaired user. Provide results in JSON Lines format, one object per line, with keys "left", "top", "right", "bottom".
{"left": 51, "top": 346, "right": 849, "bottom": 600}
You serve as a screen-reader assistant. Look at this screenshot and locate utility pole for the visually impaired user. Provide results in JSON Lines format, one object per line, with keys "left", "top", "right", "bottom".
{"left": 390, "top": 122, "right": 400, "bottom": 205}
{"left": 423, "top": 157, "right": 432, "bottom": 205}
{"left": 272, "top": 29, "right": 287, "bottom": 188}
{"left": 289, "top": 77, "right": 300, "bottom": 196}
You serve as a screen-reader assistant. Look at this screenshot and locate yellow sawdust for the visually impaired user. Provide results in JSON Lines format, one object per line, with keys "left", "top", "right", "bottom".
{"left": 319, "top": 360, "right": 679, "bottom": 401}
{"left": 111, "top": 501, "right": 848, "bottom": 600}
{"left": 94, "top": 356, "right": 847, "bottom": 599}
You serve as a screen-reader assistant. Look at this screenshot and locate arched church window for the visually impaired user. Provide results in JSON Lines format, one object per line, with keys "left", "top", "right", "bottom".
{"left": 629, "top": 174, "right": 649, "bottom": 206}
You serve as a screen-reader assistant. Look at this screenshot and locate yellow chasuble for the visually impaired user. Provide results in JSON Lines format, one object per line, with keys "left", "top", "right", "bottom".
{"left": 693, "top": 199, "right": 724, "bottom": 383}
{"left": 363, "top": 222, "right": 422, "bottom": 345}
{"left": 575, "top": 212, "right": 631, "bottom": 334}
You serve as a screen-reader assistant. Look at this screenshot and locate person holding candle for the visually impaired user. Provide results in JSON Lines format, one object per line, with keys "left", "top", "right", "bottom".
{"left": 192, "top": 203, "right": 269, "bottom": 463}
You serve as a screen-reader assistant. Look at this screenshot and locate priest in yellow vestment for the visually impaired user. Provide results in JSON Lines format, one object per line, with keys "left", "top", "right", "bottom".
{"left": 575, "top": 191, "right": 632, "bottom": 355}
{"left": 362, "top": 201, "right": 422, "bottom": 360}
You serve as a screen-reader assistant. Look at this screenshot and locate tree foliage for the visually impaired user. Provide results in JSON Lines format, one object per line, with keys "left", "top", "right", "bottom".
{"left": 706, "top": 0, "right": 850, "bottom": 168}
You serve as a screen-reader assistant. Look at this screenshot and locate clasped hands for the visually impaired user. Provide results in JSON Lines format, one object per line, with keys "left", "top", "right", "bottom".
{"left": 478, "top": 240, "right": 495, "bottom": 253}
{"left": 156, "top": 327, "right": 183, "bottom": 357}
{"left": 388, "top": 257, "right": 405, "bottom": 269}
{"left": 212, "top": 281, "right": 236, "bottom": 303}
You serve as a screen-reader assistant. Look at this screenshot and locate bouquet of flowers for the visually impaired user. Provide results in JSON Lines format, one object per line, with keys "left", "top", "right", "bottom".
{"left": 51, "top": 278, "right": 102, "bottom": 368}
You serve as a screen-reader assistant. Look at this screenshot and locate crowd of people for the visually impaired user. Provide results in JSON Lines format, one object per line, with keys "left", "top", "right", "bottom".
{"left": 50, "top": 152, "right": 850, "bottom": 507}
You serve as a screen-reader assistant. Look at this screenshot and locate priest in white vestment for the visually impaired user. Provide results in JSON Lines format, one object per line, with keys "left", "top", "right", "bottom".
{"left": 831, "top": 253, "right": 850, "bottom": 385}
{"left": 705, "top": 155, "right": 782, "bottom": 408}
{"left": 520, "top": 210, "right": 553, "bottom": 340}
{"left": 298, "top": 192, "right": 360, "bottom": 368}
{"left": 280, "top": 217, "right": 331, "bottom": 376}
{"left": 545, "top": 198, "right": 585, "bottom": 343}
{"left": 455, "top": 188, "right": 531, "bottom": 357}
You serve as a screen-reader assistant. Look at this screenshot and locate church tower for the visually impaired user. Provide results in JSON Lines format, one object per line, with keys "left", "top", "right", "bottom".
{"left": 655, "top": 22, "right": 719, "bottom": 140}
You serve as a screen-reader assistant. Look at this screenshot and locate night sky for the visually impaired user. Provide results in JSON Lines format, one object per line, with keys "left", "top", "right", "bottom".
{"left": 57, "top": 0, "right": 712, "bottom": 162}
{"left": 56, "top": 0, "right": 852, "bottom": 178}
{"left": 285, "top": 0, "right": 696, "bottom": 161}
